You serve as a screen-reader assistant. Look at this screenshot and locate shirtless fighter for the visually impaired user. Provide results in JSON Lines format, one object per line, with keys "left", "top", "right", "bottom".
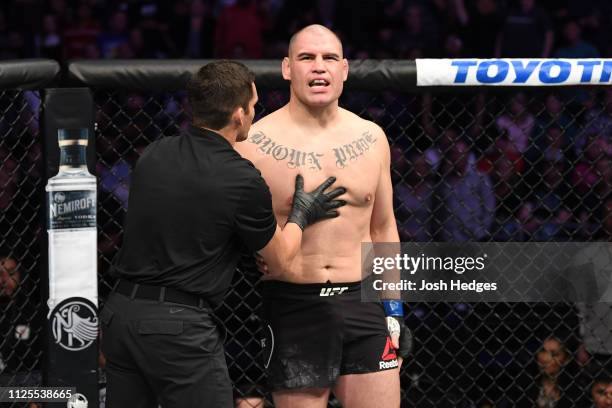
{"left": 236, "top": 25, "right": 410, "bottom": 408}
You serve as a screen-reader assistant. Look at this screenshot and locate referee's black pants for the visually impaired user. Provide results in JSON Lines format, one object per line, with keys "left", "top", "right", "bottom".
{"left": 100, "top": 291, "right": 233, "bottom": 408}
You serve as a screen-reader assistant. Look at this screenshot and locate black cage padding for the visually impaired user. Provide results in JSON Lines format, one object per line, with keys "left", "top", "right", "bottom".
{"left": 67, "top": 59, "right": 417, "bottom": 92}
{"left": 0, "top": 60, "right": 60, "bottom": 90}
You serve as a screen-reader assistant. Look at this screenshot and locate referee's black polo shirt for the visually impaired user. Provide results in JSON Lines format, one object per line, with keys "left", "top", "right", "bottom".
{"left": 111, "top": 125, "right": 277, "bottom": 306}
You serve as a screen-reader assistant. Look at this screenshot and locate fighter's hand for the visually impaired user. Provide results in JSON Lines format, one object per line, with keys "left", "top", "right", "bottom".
{"left": 390, "top": 326, "right": 402, "bottom": 368}
{"left": 386, "top": 316, "right": 413, "bottom": 368}
{"left": 254, "top": 252, "right": 269, "bottom": 275}
{"left": 287, "top": 175, "right": 347, "bottom": 230}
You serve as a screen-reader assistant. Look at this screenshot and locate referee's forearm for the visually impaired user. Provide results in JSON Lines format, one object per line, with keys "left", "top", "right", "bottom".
{"left": 278, "top": 222, "right": 303, "bottom": 269}
{"left": 259, "top": 223, "right": 303, "bottom": 279}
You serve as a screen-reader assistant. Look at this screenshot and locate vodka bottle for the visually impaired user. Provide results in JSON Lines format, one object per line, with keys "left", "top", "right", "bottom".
{"left": 46, "top": 128, "right": 97, "bottom": 311}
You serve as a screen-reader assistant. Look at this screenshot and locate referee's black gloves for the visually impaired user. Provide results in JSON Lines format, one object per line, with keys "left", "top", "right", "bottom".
{"left": 287, "top": 175, "right": 347, "bottom": 230}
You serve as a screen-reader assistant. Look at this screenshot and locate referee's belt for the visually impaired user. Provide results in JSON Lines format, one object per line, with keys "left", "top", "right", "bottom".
{"left": 115, "top": 279, "right": 209, "bottom": 309}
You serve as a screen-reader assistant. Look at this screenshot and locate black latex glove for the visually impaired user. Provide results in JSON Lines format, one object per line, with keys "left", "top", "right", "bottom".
{"left": 287, "top": 175, "right": 347, "bottom": 230}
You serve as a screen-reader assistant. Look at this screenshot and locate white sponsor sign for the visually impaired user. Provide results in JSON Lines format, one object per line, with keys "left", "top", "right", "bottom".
{"left": 416, "top": 59, "right": 612, "bottom": 86}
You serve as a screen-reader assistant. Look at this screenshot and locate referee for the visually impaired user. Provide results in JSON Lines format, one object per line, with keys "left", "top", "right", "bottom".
{"left": 100, "top": 60, "right": 347, "bottom": 408}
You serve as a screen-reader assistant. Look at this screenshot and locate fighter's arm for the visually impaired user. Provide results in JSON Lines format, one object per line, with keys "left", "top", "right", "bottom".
{"left": 369, "top": 126, "right": 412, "bottom": 359}
{"left": 370, "top": 126, "right": 399, "bottom": 244}
{"left": 370, "top": 127, "right": 400, "bottom": 298}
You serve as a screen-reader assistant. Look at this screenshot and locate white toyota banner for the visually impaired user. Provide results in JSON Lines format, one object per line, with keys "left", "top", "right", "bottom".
{"left": 416, "top": 59, "right": 612, "bottom": 86}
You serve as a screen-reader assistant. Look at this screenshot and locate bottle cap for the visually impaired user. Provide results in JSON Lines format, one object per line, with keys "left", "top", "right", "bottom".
{"left": 58, "top": 128, "right": 88, "bottom": 141}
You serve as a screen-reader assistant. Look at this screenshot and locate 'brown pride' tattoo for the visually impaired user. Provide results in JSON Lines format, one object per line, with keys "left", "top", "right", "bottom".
{"left": 332, "top": 131, "right": 377, "bottom": 168}
{"left": 248, "top": 132, "right": 324, "bottom": 171}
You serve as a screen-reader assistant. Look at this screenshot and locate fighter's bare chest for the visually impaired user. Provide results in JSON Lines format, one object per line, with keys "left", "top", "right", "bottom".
{"left": 246, "top": 129, "right": 381, "bottom": 208}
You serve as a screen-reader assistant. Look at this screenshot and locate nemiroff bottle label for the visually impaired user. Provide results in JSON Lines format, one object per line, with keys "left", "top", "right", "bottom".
{"left": 47, "top": 191, "right": 96, "bottom": 230}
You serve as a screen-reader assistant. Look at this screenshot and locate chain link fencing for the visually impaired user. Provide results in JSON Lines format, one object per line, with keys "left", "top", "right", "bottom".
{"left": 92, "top": 83, "right": 611, "bottom": 407}
{"left": 0, "top": 90, "right": 44, "bottom": 399}
{"left": 1, "top": 60, "right": 610, "bottom": 407}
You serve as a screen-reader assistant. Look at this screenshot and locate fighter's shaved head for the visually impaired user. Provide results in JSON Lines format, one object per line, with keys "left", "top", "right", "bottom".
{"left": 288, "top": 24, "right": 343, "bottom": 57}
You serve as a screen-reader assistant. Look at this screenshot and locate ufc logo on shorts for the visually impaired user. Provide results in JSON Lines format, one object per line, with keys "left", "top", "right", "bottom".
{"left": 319, "top": 287, "right": 349, "bottom": 296}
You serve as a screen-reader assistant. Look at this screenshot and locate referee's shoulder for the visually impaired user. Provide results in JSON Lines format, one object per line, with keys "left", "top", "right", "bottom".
{"left": 225, "top": 147, "right": 265, "bottom": 183}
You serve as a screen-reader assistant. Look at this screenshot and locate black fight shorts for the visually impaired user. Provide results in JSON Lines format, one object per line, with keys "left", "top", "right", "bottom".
{"left": 262, "top": 280, "right": 398, "bottom": 391}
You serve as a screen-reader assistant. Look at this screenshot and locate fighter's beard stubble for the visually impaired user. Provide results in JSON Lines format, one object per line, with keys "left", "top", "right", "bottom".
{"left": 247, "top": 130, "right": 378, "bottom": 170}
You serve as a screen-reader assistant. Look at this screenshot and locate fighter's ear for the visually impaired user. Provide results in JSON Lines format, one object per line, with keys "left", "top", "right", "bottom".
{"left": 282, "top": 57, "right": 291, "bottom": 80}
{"left": 342, "top": 58, "right": 349, "bottom": 82}
{"left": 231, "top": 106, "right": 245, "bottom": 127}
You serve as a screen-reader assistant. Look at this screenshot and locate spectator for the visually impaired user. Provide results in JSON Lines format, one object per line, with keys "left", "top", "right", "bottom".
{"left": 531, "top": 93, "right": 577, "bottom": 161}
{"left": 272, "top": 0, "right": 324, "bottom": 48}
{"left": 495, "top": 0, "right": 554, "bottom": 58}
{"left": 370, "top": 27, "right": 397, "bottom": 58}
{"left": 437, "top": 140, "right": 495, "bottom": 241}
{"left": 554, "top": 20, "right": 601, "bottom": 105}
{"left": 178, "top": 0, "right": 216, "bottom": 58}
{"left": 0, "top": 256, "right": 36, "bottom": 381}
{"left": 485, "top": 150, "right": 530, "bottom": 240}
{"left": 562, "top": 0, "right": 612, "bottom": 56}
{"left": 35, "top": 13, "right": 62, "bottom": 60}
{"left": 496, "top": 92, "right": 535, "bottom": 154}
{"left": 214, "top": 0, "right": 269, "bottom": 58}
{"left": 0, "top": 257, "right": 19, "bottom": 299}
{"left": 426, "top": 127, "right": 477, "bottom": 172}
{"left": 581, "top": 89, "right": 612, "bottom": 147}
{"left": 542, "top": 126, "right": 570, "bottom": 164}
{"left": 132, "top": 1, "right": 172, "bottom": 58}
{"left": 443, "top": 33, "right": 464, "bottom": 58}
{"left": 98, "top": 10, "right": 129, "bottom": 58}
{"left": 335, "top": 0, "right": 382, "bottom": 52}
{"left": 62, "top": 3, "right": 101, "bottom": 60}
{"left": 464, "top": 0, "right": 503, "bottom": 57}
{"left": 530, "top": 160, "right": 575, "bottom": 240}
{"left": 393, "top": 150, "right": 434, "bottom": 241}
{"left": 590, "top": 374, "right": 612, "bottom": 408}
{"left": 429, "top": 0, "right": 469, "bottom": 35}
{"left": 512, "top": 336, "right": 583, "bottom": 407}
{"left": 394, "top": 3, "right": 439, "bottom": 58}
{"left": 555, "top": 19, "right": 599, "bottom": 59}
{"left": 572, "top": 136, "right": 610, "bottom": 215}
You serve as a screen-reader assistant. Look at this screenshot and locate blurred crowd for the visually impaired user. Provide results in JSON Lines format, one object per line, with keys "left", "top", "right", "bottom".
{"left": 0, "top": 0, "right": 612, "bottom": 61}
{"left": 1, "top": 0, "right": 612, "bottom": 406}
{"left": 390, "top": 89, "right": 612, "bottom": 244}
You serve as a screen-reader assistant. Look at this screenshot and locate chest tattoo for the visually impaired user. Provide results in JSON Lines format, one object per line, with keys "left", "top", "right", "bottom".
{"left": 248, "top": 132, "right": 324, "bottom": 170}
{"left": 332, "top": 131, "right": 377, "bottom": 169}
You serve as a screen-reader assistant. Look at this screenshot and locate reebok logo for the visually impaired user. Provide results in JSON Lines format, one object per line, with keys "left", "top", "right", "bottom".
{"left": 381, "top": 337, "right": 397, "bottom": 361}
{"left": 319, "top": 287, "right": 349, "bottom": 297}
{"left": 379, "top": 337, "right": 398, "bottom": 370}
{"left": 379, "top": 360, "right": 399, "bottom": 369}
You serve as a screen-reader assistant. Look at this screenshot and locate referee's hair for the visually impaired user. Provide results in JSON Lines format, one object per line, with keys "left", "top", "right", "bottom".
{"left": 187, "top": 60, "right": 255, "bottom": 130}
